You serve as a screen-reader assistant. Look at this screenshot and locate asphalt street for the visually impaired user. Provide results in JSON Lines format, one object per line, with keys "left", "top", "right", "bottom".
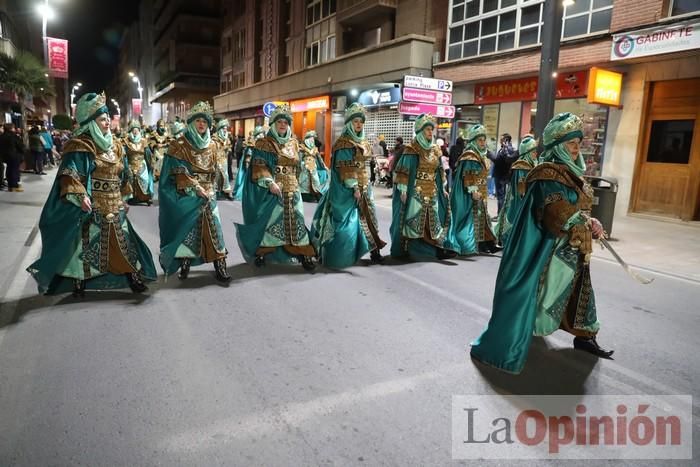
{"left": 0, "top": 184, "right": 698, "bottom": 466}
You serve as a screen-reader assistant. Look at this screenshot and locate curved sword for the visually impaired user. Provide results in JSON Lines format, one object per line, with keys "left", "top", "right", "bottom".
{"left": 599, "top": 237, "right": 654, "bottom": 284}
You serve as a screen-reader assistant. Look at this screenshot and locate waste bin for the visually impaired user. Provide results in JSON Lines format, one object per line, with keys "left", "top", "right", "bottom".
{"left": 585, "top": 176, "right": 618, "bottom": 236}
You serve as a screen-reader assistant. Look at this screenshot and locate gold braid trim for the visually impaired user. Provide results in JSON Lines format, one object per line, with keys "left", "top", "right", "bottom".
{"left": 526, "top": 162, "right": 581, "bottom": 191}
{"left": 63, "top": 136, "right": 97, "bottom": 156}
{"left": 542, "top": 198, "right": 577, "bottom": 236}
{"left": 332, "top": 135, "right": 356, "bottom": 152}
{"left": 170, "top": 166, "right": 200, "bottom": 192}
{"left": 393, "top": 153, "right": 413, "bottom": 186}
{"left": 59, "top": 168, "right": 87, "bottom": 198}
{"left": 251, "top": 158, "right": 272, "bottom": 182}
{"left": 511, "top": 159, "right": 534, "bottom": 171}
{"left": 167, "top": 136, "right": 193, "bottom": 162}
{"left": 458, "top": 149, "right": 487, "bottom": 169}
{"left": 255, "top": 136, "right": 281, "bottom": 154}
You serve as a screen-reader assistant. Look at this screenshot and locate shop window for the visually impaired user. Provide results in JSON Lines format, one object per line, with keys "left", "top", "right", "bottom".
{"left": 646, "top": 120, "right": 694, "bottom": 164}
{"left": 669, "top": 0, "right": 700, "bottom": 16}
{"left": 524, "top": 99, "right": 609, "bottom": 176}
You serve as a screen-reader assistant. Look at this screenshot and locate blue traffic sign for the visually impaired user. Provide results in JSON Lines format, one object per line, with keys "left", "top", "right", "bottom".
{"left": 263, "top": 102, "right": 278, "bottom": 117}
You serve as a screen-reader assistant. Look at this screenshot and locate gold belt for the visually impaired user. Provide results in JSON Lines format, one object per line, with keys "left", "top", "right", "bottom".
{"left": 416, "top": 171, "right": 436, "bottom": 181}
{"left": 92, "top": 177, "right": 121, "bottom": 193}
{"left": 275, "top": 165, "right": 297, "bottom": 175}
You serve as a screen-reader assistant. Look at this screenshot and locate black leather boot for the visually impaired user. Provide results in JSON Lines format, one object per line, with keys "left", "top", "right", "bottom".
{"left": 254, "top": 255, "right": 266, "bottom": 267}
{"left": 72, "top": 279, "right": 85, "bottom": 298}
{"left": 437, "top": 248, "right": 457, "bottom": 260}
{"left": 214, "top": 258, "right": 231, "bottom": 283}
{"left": 370, "top": 249, "right": 384, "bottom": 264}
{"left": 127, "top": 272, "right": 148, "bottom": 293}
{"left": 178, "top": 258, "right": 191, "bottom": 280}
{"left": 300, "top": 255, "right": 316, "bottom": 272}
{"left": 574, "top": 337, "right": 614, "bottom": 359}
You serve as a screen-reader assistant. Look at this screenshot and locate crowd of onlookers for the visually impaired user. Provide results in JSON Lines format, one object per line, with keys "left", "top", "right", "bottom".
{"left": 0, "top": 122, "right": 69, "bottom": 192}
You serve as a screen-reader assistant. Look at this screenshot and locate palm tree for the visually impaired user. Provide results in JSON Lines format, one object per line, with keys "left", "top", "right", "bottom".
{"left": 0, "top": 51, "right": 54, "bottom": 127}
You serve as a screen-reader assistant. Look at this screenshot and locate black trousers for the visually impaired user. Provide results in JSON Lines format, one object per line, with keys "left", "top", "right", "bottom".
{"left": 495, "top": 177, "right": 508, "bottom": 213}
{"left": 227, "top": 151, "right": 235, "bottom": 182}
{"left": 5, "top": 157, "right": 20, "bottom": 188}
{"left": 32, "top": 150, "right": 44, "bottom": 174}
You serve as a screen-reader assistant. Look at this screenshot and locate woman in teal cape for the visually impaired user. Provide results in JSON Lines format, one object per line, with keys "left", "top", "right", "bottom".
{"left": 298, "top": 130, "right": 330, "bottom": 202}
{"left": 448, "top": 124, "right": 498, "bottom": 256}
{"left": 212, "top": 118, "right": 234, "bottom": 200}
{"left": 232, "top": 126, "right": 264, "bottom": 201}
{"left": 470, "top": 113, "right": 613, "bottom": 374}
{"left": 123, "top": 119, "right": 155, "bottom": 205}
{"left": 311, "top": 103, "right": 386, "bottom": 268}
{"left": 494, "top": 135, "right": 538, "bottom": 247}
{"left": 158, "top": 101, "right": 231, "bottom": 283}
{"left": 27, "top": 92, "right": 155, "bottom": 296}
{"left": 235, "top": 105, "right": 316, "bottom": 271}
{"left": 390, "top": 114, "right": 456, "bottom": 260}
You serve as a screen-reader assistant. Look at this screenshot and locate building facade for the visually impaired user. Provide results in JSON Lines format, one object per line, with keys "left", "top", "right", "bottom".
{"left": 149, "top": 0, "right": 222, "bottom": 122}
{"left": 434, "top": 0, "right": 700, "bottom": 222}
{"left": 215, "top": 0, "right": 449, "bottom": 163}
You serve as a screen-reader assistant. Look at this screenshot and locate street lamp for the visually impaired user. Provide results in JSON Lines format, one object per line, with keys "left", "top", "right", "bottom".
{"left": 70, "top": 81, "right": 82, "bottom": 117}
{"left": 36, "top": 0, "right": 56, "bottom": 68}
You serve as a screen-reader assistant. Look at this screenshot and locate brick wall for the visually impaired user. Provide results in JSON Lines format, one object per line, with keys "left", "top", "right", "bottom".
{"left": 610, "top": 0, "right": 664, "bottom": 32}
{"left": 434, "top": 39, "right": 611, "bottom": 84}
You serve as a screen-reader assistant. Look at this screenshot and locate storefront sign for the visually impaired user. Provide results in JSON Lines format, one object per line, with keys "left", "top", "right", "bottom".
{"left": 402, "top": 88, "right": 453, "bottom": 105}
{"left": 587, "top": 67, "right": 623, "bottom": 106}
{"left": 404, "top": 75, "right": 453, "bottom": 92}
{"left": 357, "top": 87, "right": 401, "bottom": 107}
{"left": 290, "top": 96, "right": 329, "bottom": 113}
{"left": 262, "top": 101, "right": 289, "bottom": 117}
{"left": 132, "top": 98, "right": 142, "bottom": 116}
{"left": 611, "top": 19, "right": 699, "bottom": 61}
{"left": 474, "top": 71, "right": 588, "bottom": 104}
{"left": 46, "top": 37, "right": 68, "bottom": 78}
{"left": 399, "top": 102, "right": 456, "bottom": 119}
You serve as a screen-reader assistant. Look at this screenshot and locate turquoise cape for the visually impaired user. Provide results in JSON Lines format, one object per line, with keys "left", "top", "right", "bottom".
{"left": 311, "top": 144, "right": 383, "bottom": 268}
{"left": 27, "top": 150, "right": 156, "bottom": 294}
{"left": 232, "top": 145, "right": 252, "bottom": 201}
{"left": 298, "top": 147, "right": 329, "bottom": 199}
{"left": 494, "top": 159, "right": 534, "bottom": 246}
{"left": 389, "top": 147, "right": 452, "bottom": 258}
{"left": 470, "top": 162, "right": 601, "bottom": 374}
{"left": 235, "top": 140, "right": 314, "bottom": 265}
{"left": 124, "top": 141, "right": 154, "bottom": 201}
{"left": 447, "top": 156, "right": 480, "bottom": 256}
{"left": 158, "top": 137, "right": 227, "bottom": 275}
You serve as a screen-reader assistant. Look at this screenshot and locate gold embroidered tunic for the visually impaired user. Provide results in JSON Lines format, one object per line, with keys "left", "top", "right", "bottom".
{"left": 164, "top": 136, "right": 226, "bottom": 263}
{"left": 124, "top": 138, "right": 152, "bottom": 202}
{"left": 59, "top": 136, "right": 138, "bottom": 276}
{"left": 458, "top": 149, "right": 496, "bottom": 243}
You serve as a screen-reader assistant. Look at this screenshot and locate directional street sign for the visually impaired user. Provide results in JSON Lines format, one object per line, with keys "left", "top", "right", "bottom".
{"left": 402, "top": 88, "right": 453, "bottom": 105}
{"left": 398, "top": 102, "right": 456, "bottom": 119}
{"left": 262, "top": 101, "right": 288, "bottom": 117}
{"left": 403, "top": 75, "right": 453, "bottom": 92}
{"left": 263, "top": 102, "right": 278, "bottom": 117}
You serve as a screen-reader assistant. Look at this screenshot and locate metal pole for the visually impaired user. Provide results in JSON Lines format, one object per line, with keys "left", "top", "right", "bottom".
{"left": 42, "top": 0, "right": 48, "bottom": 66}
{"left": 534, "top": 0, "right": 565, "bottom": 140}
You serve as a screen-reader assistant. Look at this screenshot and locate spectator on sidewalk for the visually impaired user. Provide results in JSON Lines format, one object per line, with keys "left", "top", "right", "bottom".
{"left": 28, "top": 127, "right": 46, "bottom": 175}
{"left": 0, "top": 124, "right": 5, "bottom": 190}
{"left": 493, "top": 133, "right": 517, "bottom": 213}
{"left": 448, "top": 136, "right": 465, "bottom": 174}
{"left": 39, "top": 125, "right": 55, "bottom": 167}
{"left": 0, "top": 123, "right": 26, "bottom": 192}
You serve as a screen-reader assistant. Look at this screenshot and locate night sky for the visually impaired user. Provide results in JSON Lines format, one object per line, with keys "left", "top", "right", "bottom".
{"left": 58, "top": 0, "right": 140, "bottom": 94}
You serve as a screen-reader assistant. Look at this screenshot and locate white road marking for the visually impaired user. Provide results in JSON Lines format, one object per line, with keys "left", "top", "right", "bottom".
{"left": 383, "top": 267, "right": 700, "bottom": 414}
